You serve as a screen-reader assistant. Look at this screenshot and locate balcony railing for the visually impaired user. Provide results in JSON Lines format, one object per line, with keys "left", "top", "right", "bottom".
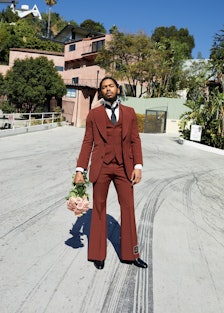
{"left": 63, "top": 78, "right": 99, "bottom": 88}
{"left": 0, "top": 112, "right": 63, "bottom": 130}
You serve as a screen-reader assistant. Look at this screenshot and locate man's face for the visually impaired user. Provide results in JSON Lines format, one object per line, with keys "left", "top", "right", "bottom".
{"left": 100, "top": 79, "right": 119, "bottom": 103}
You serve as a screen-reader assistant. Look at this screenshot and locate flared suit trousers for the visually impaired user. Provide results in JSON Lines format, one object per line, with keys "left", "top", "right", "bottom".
{"left": 88, "top": 161, "right": 140, "bottom": 261}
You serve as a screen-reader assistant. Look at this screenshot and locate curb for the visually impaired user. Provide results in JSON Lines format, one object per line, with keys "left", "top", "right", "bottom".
{"left": 179, "top": 138, "right": 224, "bottom": 156}
{"left": 0, "top": 122, "right": 66, "bottom": 138}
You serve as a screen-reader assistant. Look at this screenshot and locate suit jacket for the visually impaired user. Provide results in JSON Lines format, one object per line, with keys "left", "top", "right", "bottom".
{"left": 76, "top": 103, "right": 143, "bottom": 183}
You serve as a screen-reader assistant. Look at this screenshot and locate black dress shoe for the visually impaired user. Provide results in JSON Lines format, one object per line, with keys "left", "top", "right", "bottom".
{"left": 94, "top": 260, "right": 105, "bottom": 270}
{"left": 133, "top": 258, "right": 148, "bottom": 268}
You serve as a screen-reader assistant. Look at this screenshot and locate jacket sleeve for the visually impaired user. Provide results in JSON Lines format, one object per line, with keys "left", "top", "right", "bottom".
{"left": 76, "top": 111, "right": 94, "bottom": 170}
{"left": 130, "top": 108, "right": 143, "bottom": 166}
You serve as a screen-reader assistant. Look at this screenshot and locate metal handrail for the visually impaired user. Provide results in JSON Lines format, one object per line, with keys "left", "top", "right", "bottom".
{"left": 0, "top": 112, "right": 62, "bottom": 130}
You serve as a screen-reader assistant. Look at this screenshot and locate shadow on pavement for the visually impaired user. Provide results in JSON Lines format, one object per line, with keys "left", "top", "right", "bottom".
{"left": 65, "top": 209, "right": 121, "bottom": 259}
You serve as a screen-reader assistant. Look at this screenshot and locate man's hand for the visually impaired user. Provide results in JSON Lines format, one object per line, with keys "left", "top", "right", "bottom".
{"left": 131, "top": 169, "right": 142, "bottom": 185}
{"left": 74, "top": 171, "right": 85, "bottom": 185}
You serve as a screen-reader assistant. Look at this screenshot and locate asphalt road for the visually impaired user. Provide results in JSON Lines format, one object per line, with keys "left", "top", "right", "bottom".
{"left": 0, "top": 126, "right": 224, "bottom": 313}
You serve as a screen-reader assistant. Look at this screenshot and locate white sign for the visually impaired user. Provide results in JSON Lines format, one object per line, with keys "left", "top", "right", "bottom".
{"left": 190, "top": 125, "right": 202, "bottom": 142}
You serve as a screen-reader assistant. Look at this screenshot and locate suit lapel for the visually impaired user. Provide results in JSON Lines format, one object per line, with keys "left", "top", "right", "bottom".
{"left": 93, "top": 104, "right": 130, "bottom": 141}
{"left": 93, "top": 105, "right": 107, "bottom": 141}
{"left": 120, "top": 104, "right": 129, "bottom": 139}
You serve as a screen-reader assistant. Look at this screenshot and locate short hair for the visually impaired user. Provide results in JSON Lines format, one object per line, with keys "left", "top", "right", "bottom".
{"left": 99, "top": 77, "right": 119, "bottom": 90}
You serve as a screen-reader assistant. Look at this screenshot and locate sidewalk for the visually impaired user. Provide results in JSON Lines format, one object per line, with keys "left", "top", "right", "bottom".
{"left": 0, "top": 126, "right": 224, "bottom": 313}
{"left": 0, "top": 121, "right": 66, "bottom": 137}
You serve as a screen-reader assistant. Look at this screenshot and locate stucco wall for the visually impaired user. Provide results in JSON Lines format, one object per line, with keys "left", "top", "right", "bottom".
{"left": 9, "top": 49, "right": 64, "bottom": 68}
{"left": 0, "top": 65, "right": 10, "bottom": 76}
{"left": 121, "top": 96, "right": 187, "bottom": 134}
{"left": 61, "top": 65, "right": 105, "bottom": 88}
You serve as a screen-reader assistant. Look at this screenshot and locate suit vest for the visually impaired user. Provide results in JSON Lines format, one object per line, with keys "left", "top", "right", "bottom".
{"left": 103, "top": 109, "right": 123, "bottom": 165}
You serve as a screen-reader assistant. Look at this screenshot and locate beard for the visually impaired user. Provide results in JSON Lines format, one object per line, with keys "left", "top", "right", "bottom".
{"left": 103, "top": 95, "right": 117, "bottom": 103}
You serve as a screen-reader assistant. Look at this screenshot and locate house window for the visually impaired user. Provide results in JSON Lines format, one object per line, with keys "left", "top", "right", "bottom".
{"left": 92, "top": 40, "right": 105, "bottom": 53}
{"left": 66, "top": 88, "right": 76, "bottom": 98}
{"left": 69, "top": 44, "right": 76, "bottom": 52}
{"left": 55, "top": 66, "right": 64, "bottom": 71}
{"left": 72, "top": 77, "right": 79, "bottom": 84}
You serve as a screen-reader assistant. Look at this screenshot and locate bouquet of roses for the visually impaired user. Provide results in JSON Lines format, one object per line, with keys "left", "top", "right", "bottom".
{"left": 66, "top": 172, "right": 90, "bottom": 217}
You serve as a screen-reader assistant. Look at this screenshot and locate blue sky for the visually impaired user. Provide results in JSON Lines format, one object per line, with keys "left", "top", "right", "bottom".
{"left": 1, "top": 0, "right": 224, "bottom": 59}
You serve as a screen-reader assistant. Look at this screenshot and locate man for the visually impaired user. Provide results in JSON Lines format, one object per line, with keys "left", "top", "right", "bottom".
{"left": 74, "top": 77, "right": 147, "bottom": 270}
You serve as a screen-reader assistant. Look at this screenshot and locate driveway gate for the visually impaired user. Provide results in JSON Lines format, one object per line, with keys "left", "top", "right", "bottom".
{"left": 144, "top": 109, "right": 167, "bottom": 133}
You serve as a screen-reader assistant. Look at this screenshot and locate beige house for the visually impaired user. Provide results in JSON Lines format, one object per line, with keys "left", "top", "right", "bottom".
{"left": 0, "top": 26, "right": 110, "bottom": 127}
{"left": 60, "top": 30, "right": 112, "bottom": 126}
{"left": 0, "top": 25, "right": 188, "bottom": 133}
{"left": 8, "top": 48, "right": 64, "bottom": 68}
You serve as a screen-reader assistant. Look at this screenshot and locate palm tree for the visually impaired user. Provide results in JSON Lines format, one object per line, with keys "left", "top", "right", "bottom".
{"left": 45, "top": 0, "right": 57, "bottom": 38}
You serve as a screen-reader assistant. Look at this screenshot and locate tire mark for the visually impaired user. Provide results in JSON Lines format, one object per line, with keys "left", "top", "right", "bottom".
{"left": 14, "top": 245, "right": 81, "bottom": 313}
{"left": 182, "top": 170, "right": 224, "bottom": 313}
{"left": 100, "top": 175, "right": 183, "bottom": 313}
{"left": 0, "top": 197, "right": 65, "bottom": 240}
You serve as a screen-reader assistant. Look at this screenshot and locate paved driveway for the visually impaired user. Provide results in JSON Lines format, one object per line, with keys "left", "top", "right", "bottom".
{"left": 0, "top": 127, "right": 224, "bottom": 313}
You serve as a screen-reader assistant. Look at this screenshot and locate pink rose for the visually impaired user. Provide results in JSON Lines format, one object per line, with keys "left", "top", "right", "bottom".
{"left": 67, "top": 195, "right": 89, "bottom": 217}
{"left": 67, "top": 197, "right": 78, "bottom": 211}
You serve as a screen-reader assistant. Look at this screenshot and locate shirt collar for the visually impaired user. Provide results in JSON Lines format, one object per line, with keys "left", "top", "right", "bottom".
{"left": 103, "top": 98, "right": 120, "bottom": 109}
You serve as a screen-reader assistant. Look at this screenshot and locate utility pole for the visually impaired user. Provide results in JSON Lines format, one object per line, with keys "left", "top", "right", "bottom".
{"left": 0, "top": 1, "right": 18, "bottom": 4}
{"left": 0, "top": 0, "right": 17, "bottom": 9}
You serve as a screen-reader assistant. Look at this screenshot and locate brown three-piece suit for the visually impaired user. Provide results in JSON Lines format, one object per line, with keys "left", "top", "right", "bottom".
{"left": 76, "top": 103, "right": 143, "bottom": 261}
